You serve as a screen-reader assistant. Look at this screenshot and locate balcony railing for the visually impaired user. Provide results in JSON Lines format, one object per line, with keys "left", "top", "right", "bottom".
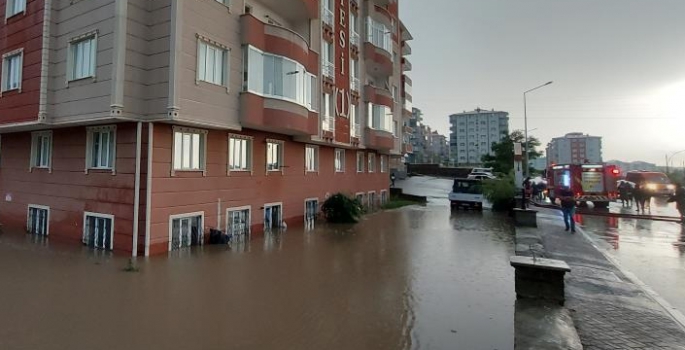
{"left": 322, "top": 60, "right": 335, "bottom": 81}
{"left": 350, "top": 77, "right": 360, "bottom": 92}
{"left": 350, "top": 30, "right": 360, "bottom": 46}
{"left": 323, "top": 114, "right": 335, "bottom": 132}
{"left": 322, "top": 6, "right": 334, "bottom": 27}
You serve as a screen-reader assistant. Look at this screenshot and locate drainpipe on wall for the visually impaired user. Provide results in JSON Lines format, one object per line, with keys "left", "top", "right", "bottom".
{"left": 37, "top": 0, "right": 53, "bottom": 123}
{"left": 144, "top": 123, "right": 154, "bottom": 256}
{"left": 132, "top": 122, "right": 142, "bottom": 257}
{"left": 110, "top": 0, "right": 128, "bottom": 116}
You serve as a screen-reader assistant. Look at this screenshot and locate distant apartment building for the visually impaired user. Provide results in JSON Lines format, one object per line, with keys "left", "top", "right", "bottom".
{"left": 449, "top": 108, "right": 510, "bottom": 166}
{"left": 428, "top": 131, "right": 449, "bottom": 165}
{"left": 546, "top": 133, "right": 602, "bottom": 165}
{"left": 0, "top": 0, "right": 413, "bottom": 255}
{"left": 530, "top": 157, "right": 547, "bottom": 171}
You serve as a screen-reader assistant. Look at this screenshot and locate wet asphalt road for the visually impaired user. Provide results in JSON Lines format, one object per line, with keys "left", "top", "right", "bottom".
{"left": 0, "top": 176, "right": 515, "bottom": 350}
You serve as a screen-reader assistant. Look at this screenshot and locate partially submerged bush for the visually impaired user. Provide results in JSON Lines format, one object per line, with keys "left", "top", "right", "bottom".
{"left": 482, "top": 174, "right": 516, "bottom": 211}
{"left": 321, "top": 193, "right": 363, "bottom": 223}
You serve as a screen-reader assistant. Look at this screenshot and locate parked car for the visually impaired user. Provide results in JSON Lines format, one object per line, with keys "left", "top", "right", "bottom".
{"left": 449, "top": 178, "right": 484, "bottom": 210}
{"left": 467, "top": 173, "right": 497, "bottom": 180}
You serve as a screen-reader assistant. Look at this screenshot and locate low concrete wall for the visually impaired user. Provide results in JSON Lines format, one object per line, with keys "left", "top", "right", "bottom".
{"left": 390, "top": 188, "right": 428, "bottom": 203}
{"left": 407, "top": 164, "right": 472, "bottom": 178}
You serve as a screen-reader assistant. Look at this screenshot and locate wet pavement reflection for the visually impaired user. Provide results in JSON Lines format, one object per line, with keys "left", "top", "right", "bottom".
{"left": 0, "top": 177, "right": 515, "bottom": 350}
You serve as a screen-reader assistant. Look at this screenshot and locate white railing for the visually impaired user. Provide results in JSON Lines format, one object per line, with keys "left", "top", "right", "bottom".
{"left": 350, "top": 77, "right": 360, "bottom": 92}
{"left": 322, "top": 60, "right": 335, "bottom": 80}
{"left": 322, "top": 7, "right": 334, "bottom": 27}
{"left": 350, "top": 30, "right": 360, "bottom": 46}
{"left": 323, "top": 115, "right": 335, "bottom": 132}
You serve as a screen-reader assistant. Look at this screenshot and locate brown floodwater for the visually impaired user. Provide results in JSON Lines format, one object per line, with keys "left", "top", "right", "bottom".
{"left": 0, "top": 179, "right": 515, "bottom": 350}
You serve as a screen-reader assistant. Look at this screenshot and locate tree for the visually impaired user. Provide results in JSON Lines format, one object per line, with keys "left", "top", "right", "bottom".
{"left": 481, "top": 130, "right": 543, "bottom": 175}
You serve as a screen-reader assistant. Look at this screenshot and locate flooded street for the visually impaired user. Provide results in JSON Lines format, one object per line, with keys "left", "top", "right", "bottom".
{"left": 0, "top": 176, "right": 515, "bottom": 350}
{"left": 576, "top": 198, "right": 685, "bottom": 317}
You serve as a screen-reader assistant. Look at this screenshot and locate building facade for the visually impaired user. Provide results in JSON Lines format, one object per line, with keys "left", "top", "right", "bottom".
{"left": 0, "top": 0, "right": 412, "bottom": 255}
{"left": 449, "top": 108, "right": 509, "bottom": 166}
{"left": 546, "top": 132, "right": 602, "bottom": 165}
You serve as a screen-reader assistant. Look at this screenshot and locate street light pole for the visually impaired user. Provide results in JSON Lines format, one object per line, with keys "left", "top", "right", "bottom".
{"left": 666, "top": 150, "right": 685, "bottom": 173}
{"left": 523, "top": 81, "right": 553, "bottom": 177}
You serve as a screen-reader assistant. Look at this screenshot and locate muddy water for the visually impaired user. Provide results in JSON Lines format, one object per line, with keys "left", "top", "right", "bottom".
{"left": 0, "top": 179, "right": 515, "bottom": 350}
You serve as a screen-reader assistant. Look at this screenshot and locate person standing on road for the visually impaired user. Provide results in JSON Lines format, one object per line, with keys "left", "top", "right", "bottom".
{"left": 558, "top": 185, "right": 577, "bottom": 233}
{"left": 618, "top": 181, "right": 631, "bottom": 207}
{"left": 668, "top": 182, "right": 685, "bottom": 223}
{"left": 390, "top": 173, "right": 396, "bottom": 188}
{"left": 634, "top": 182, "right": 646, "bottom": 213}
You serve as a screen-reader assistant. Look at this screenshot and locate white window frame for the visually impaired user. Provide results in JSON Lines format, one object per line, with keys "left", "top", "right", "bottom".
{"left": 1, "top": 48, "right": 23, "bottom": 94}
{"left": 368, "top": 191, "right": 376, "bottom": 209}
{"left": 5, "top": 0, "right": 25, "bottom": 19}
{"left": 168, "top": 212, "right": 205, "bottom": 251}
{"left": 305, "top": 145, "right": 319, "bottom": 173}
{"left": 213, "top": 0, "right": 230, "bottom": 7}
{"left": 335, "top": 148, "right": 345, "bottom": 173}
{"left": 355, "top": 192, "right": 365, "bottom": 206}
{"left": 172, "top": 126, "right": 208, "bottom": 176}
{"left": 196, "top": 34, "right": 230, "bottom": 91}
{"left": 85, "top": 125, "right": 116, "bottom": 174}
{"left": 27, "top": 204, "right": 50, "bottom": 236}
{"left": 266, "top": 139, "right": 285, "bottom": 174}
{"left": 304, "top": 198, "right": 319, "bottom": 226}
{"left": 380, "top": 190, "right": 388, "bottom": 206}
{"left": 380, "top": 155, "right": 387, "bottom": 173}
{"left": 67, "top": 31, "right": 98, "bottom": 83}
{"left": 263, "top": 202, "right": 283, "bottom": 231}
{"left": 83, "top": 212, "right": 115, "bottom": 250}
{"left": 356, "top": 152, "right": 365, "bottom": 173}
{"left": 30, "top": 131, "right": 52, "bottom": 172}
{"left": 368, "top": 153, "right": 376, "bottom": 173}
{"left": 228, "top": 133, "right": 253, "bottom": 174}
{"left": 225, "top": 206, "right": 251, "bottom": 237}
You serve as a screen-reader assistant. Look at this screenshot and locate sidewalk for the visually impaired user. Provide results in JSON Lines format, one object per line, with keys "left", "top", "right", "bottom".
{"left": 534, "top": 207, "right": 685, "bottom": 350}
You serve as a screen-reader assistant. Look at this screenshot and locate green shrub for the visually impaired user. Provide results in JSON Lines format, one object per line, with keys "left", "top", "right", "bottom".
{"left": 482, "top": 174, "right": 516, "bottom": 211}
{"left": 322, "top": 193, "right": 363, "bottom": 223}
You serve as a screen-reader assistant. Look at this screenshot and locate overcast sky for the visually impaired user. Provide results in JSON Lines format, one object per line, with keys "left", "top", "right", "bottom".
{"left": 400, "top": 0, "right": 685, "bottom": 166}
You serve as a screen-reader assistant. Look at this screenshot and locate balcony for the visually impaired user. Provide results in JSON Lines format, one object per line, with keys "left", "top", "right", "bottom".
{"left": 402, "top": 40, "right": 411, "bottom": 55}
{"left": 240, "top": 93, "right": 318, "bottom": 136}
{"left": 365, "top": 127, "right": 394, "bottom": 152}
{"left": 403, "top": 98, "right": 412, "bottom": 115}
{"left": 402, "top": 57, "right": 412, "bottom": 71}
{"left": 350, "top": 30, "right": 360, "bottom": 47}
{"left": 322, "top": 114, "right": 335, "bottom": 133}
{"left": 402, "top": 143, "right": 413, "bottom": 154}
{"left": 255, "top": 0, "right": 319, "bottom": 21}
{"left": 351, "top": 123, "right": 361, "bottom": 138}
{"left": 364, "top": 84, "right": 393, "bottom": 108}
{"left": 372, "top": 5, "right": 393, "bottom": 28}
{"left": 350, "top": 77, "right": 361, "bottom": 92}
{"left": 241, "top": 14, "right": 318, "bottom": 73}
{"left": 363, "top": 42, "right": 393, "bottom": 77}
{"left": 322, "top": 60, "right": 335, "bottom": 81}
{"left": 400, "top": 20, "right": 413, "bottom": 41}
{"left": 321, "top": 5, "right": 333, "bottom": 27}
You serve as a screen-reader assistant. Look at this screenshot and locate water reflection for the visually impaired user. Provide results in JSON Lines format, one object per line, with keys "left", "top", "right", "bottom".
{"left": 0, "top": 199, "right": 515, "bottom": 350}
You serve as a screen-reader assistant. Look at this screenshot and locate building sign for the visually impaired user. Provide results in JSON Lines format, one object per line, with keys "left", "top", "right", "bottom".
{"left": 334, "top": 0, "right": 351, "bottom": 142}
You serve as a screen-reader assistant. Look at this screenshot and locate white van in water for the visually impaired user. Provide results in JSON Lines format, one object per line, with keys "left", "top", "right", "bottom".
{"left": 449, "top": 178, "right": 485, "bottom": 210}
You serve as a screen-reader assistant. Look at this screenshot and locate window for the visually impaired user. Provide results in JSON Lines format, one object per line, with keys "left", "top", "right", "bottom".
{"left": 366, "top": 17, "right": 392, "bottom": 54}
{"left": 214, "top": 0, "right": 230, "bottom": 5}
{"left": 30, "top": 131, "right": 52, "bottom": 169}
{"left": 393, "top": 121, "right": 399, "bottom": 137}
{"left": 226, "top": 207, "right": 250, "bottom": 237}
{"left": 173, "top": 127, "right": 206, "bottom": 172}
{"left": 380, "top": 155, "right": 387, "bottom": 173}
{"left": 305, "top": 145, "right": 318, "bottom": 172}
{"left": 357, "top": 152, "right": 365, "bottom": 173}
{"left": 335, "top": 148, "right": 345, "bottom": 172}
{"left": 367, "top": 103, "right": 392, "bottom": 132}
{"left": 83, "top": 212, "right": 114, "bottom": 250}
{"left": 244, "top": 46, "right": 317, "bottom": 110}
{"left": 228, "top": 135, "right": 252, "bottom": 172}
{"left": 197, "top": 39, "right": 228, "bottom": 87}
{"left": 305, "top": 199, "right": 318, "bottom": 227}
{"left": 27, "top": 205, "right": 49, "bottom": 236}
{"left": 2, "top": 50, "right": 22, "bottom": 92}
{"left": 380, "top": 191, "right": 388, "bottom": 206}
{"left": 68, "top": 34, "right": 97, "bottom": 81}
{"left": 169, "top": 213, "right": 203, "bottom": 251}
{"left": 263, "top": 203, "right": 282, "bottom": 230}
{"left": 266, "top": 140, "right": 283, "bottom": 172}
{"left": 5, "top": 0, "right": 25, "bottom": 18}
{"left": 86, "top": 126, "right": 116, "bottom": 170}
{"left": 322, "top": 40, "right": 334, "bottom": 78}
{"left": 368, "top": 192, "right": 376, "bottom": 210}
{"left": 355, "top": 193, "right": 365, "bottom": 206}
{"left": 368, "top": 153, "right": 376, "bottom": 172}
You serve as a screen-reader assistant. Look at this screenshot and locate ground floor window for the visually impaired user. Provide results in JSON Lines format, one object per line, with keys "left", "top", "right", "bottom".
{"left": 27, "top": 205, "right": 49, "bottom": 236}
{"left": 83, "top": 212, "right": 114, "bottom": 250}
{"left": 170, "top": 213, "right": 203, "bottom": 251}
{"left": 226, "top": 207, "right": 250, "bottom": 238}
{"left": 368, "top": 192, "right": 376, "bottom": 210}
{"left": 264, "top": 203, "right": 282, "bottom": 231}
{"left": 305, "top": 199, "right": 318, "bottom": 228}
{"left": 380, "top": 190, "right": 388, "bottom": 206}
{"left": 355, "top": 193, "right": 365, "bottom": 207}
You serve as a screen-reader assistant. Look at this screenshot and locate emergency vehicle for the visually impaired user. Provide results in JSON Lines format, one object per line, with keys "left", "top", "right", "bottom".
{"left": 546, "top": 164, "right": 620, "bottom": 208}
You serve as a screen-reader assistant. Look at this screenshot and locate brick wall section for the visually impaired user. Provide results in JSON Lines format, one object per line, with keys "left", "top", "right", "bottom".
{"left": 0, "top": 0, "right": 44, "bottom": 124}
{"left": 148, "top": 124, "right": 390, "bottom": 255}
{"left": 0, "top": 123, "right": 141, "bottom": 252}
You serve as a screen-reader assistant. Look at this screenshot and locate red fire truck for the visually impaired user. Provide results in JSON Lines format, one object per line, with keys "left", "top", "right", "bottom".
{"left": 546, "top": 163, "right": 621, "bottom": 208}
